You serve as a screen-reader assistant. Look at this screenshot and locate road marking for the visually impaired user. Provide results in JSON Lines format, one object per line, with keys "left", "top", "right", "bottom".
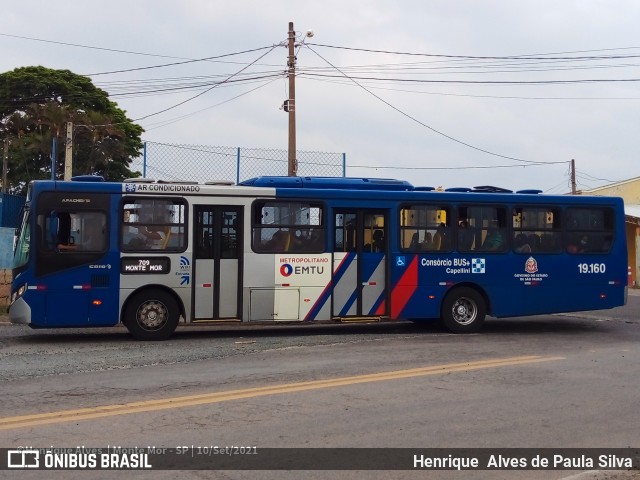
{"left": 0, "top": 355, "right": 563, "bottom": 430}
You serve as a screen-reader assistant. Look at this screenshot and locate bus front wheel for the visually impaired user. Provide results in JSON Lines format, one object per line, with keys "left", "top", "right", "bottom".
{"left": 124, "top": 290, "right": 180, "bottom": 341}
{"left": 441, "top": 287, "right": 485, "bottom": 333}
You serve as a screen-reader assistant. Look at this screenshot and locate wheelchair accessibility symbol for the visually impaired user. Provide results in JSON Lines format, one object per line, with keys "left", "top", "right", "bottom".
{"left": 396, "top": 256, "right": 406, "bottom": 267}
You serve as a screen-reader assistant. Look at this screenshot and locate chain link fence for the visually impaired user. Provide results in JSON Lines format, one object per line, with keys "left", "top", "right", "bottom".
{"left": 131, "top": 141, "right": 346, "bottom": 183}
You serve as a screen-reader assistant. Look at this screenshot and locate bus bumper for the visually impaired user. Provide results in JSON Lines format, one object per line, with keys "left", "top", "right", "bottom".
{"left": 9, "top": 297, "right": 31, "bottom": 325}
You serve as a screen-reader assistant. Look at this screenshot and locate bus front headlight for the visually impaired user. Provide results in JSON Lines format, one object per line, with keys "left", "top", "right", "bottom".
{"left": 11, "top": 284, "right": 27, "bottom": 303}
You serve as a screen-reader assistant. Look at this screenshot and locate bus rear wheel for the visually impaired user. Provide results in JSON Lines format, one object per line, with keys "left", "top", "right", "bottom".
{"left": 124, "top": 290, "right": 180, "bottom": 341}
{"left": 441, "top": 287, "right": 485, "bottom": 333}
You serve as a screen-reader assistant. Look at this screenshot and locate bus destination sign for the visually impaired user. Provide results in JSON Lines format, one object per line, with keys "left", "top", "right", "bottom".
{"left": 121, "top": 257, "right": 171, "bottom": 274}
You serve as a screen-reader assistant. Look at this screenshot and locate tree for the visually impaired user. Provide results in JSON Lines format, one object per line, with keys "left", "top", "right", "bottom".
{"left": 0, "top": 66, "right": 143, "bottom": 194}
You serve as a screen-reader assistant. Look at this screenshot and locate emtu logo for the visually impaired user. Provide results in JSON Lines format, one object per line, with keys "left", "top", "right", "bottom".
{"left": 7, "top": 450, "right": 39, "bottom": 468}
{"left": 280, "top": 264, "right": 293, "bottom": 277}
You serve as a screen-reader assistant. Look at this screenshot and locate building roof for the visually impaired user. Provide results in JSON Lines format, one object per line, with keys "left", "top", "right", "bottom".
{"left": 586, "top": 176, "right": 640, "bottom": 194}
{"left": 625, "top": 204, "right": 640, "bottom": 220}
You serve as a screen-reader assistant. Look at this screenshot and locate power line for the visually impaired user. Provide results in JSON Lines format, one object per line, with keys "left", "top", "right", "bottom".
{"left": 133, "top": 45, "right": 280, "bottom": 122}
{"left": 0, "top": 32, "right": 192, "bottom": 60}
{"left": 143, "top": 77, "right": 281, "bottom": 131}
{"left": 306, "top": 42, "right": 640, "bottom": 61}
{"left": 301, "top": 76, "right": 640, "bottom": 100}
{"left": 347, "top": 162, "right": 560, "bottom": 170}
{"left": 576, "top": 172, "right": 623, "bottom": 183}
{"left": 107, "top": 74, "right": 283, "bottom": 98}
{"left": 305, "top": 44, "right": 566, "bottom": 166}
{"left": 86, "top": 46, "right": 278, "bottom": 76}
{"left": 300, "top": 72, "right": 640, "bottom": 85}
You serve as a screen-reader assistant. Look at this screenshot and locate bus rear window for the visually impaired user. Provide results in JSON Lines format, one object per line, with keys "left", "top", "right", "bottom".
{"left": 565, "top": 207, "right": 614, "bottom": 254}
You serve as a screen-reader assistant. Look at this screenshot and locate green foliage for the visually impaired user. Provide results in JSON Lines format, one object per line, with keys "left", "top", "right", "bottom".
{"left": 0, "top": 66, "right": 143, "bottom": 194}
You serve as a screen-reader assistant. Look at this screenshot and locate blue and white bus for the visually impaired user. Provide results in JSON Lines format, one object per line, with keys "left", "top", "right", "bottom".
{"left": 9, "top": 175, "right": 628, "bottom": 340}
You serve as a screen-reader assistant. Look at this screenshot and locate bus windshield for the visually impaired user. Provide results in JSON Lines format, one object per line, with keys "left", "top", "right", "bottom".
{"left": 13, "top": 209, "right": 30, "bottom": 270}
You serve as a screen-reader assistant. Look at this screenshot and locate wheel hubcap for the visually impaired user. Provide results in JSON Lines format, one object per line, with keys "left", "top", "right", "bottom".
{"left": 452, "top": 297, "right": 477, "bottom": 325}
{"left": 136, "top": 300, "right": 168, "bottom": 330}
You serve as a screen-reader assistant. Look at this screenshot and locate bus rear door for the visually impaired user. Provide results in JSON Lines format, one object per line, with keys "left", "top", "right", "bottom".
{"left": 332, "top": 210, "right": 387, "bottom": 318}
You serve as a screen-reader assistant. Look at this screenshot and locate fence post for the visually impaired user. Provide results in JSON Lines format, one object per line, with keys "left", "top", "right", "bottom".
{"left": 143, "top": 142, "right": 147, "bottom": 178}
{"left": 236, "top": 147, "right": 241, "bottom": 184}
{"left": 342, "top": 153, "right": 346, "bottom": 177}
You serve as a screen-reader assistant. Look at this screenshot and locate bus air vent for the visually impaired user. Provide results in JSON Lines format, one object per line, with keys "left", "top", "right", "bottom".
{"left": 205, "top": 180, "right": 235, "bottom": 186}
{"left": 472, "top": 185, "right": 513, "bottom": 193}
{"left": 516, "top": 189, "right": 543, "bottom": 194}
{"left": 123, "top": 178, "right": 155, "bottom": 183}
{"left": 71, "top": 175, "right": 105, "bottom": 182}
{"left": 157, "top": 180, "right": 198, "bottom": 185}
{"left": 91, "top": 275, "right": 110, "bottom": 288}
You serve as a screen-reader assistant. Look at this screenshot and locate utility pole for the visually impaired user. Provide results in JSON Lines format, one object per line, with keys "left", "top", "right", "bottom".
{"left": 570, "top": 158, "right": 577, "bottom": 194}
{"left": 287, "top": 21, "right": 297, "bottom": 176}
{"left": 2, "top": 138, "right": 8, "bottom": 193}
{"left": 64, "top": 122, "right": 73, "bottom": 180}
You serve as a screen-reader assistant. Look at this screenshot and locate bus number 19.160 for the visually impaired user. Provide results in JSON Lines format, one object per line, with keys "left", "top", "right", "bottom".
{"left": 578, "top": 263, "right": 606, "bottom": 274}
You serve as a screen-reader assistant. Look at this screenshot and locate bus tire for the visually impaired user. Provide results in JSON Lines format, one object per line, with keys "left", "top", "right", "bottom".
{"left": 124, "top": 290, "right": 180, "bottom": 341}
{"left": 441, "top": 287, "right": 485, "bottom": 333}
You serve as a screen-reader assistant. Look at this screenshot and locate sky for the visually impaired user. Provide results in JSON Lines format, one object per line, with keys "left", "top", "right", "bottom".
{"left": 2, "top": 0, "right": 640, "bottom": 193}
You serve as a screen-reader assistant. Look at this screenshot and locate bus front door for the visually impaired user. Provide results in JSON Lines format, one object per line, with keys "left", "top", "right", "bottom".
{"left": 193, "top": 206, "right": 242, "bottom": 320}
{"left": 332, "top": 210, "right": 387, "bottom": 318}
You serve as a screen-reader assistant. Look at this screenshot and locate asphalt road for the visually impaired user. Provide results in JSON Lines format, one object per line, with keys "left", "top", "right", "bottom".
{"left": 0, "top": 292, "right": 639, "bottom": 480}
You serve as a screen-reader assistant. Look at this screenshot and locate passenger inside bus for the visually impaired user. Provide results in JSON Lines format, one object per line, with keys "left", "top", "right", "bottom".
{"left": 82, "top": 219, "right": 106, "bottom": 251}
{"left": 307, "top": 229, "right": 323, "bottom": 250}
{"left": 481, "top": 227, "right": 505, "bottom": 251}
{"left": 372, "top": 229, "right": 385, "bottom": 252}
{"left": 408, "top": 232, "right": 420, "bottom": 251}
{"left": 421, "top": 232, "right": 434, "bottom": 250}
{"left": 123, "top": 226, "right": 162, "bottom": 249}
{"left": 458, "top": 220, "right": 474, "bottom": 251}
{"left": 265, "top": 229, "right": 291, "bottom": 251}
{"left": 56, "top": 212, "right": 77, "bottom": 251}
{"left": 433, "top": 223, "right": 449, "bottom": 250}
{"left": 513, "top": 233, "right": 531, "bottom": 253}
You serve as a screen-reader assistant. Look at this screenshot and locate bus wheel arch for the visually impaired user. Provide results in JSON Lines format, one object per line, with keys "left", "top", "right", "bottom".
{"left": 122, "top": 286, "right": 183, "bottom": 341}
{"left": 441, "top": 284, "right": 488, "bottom": 333}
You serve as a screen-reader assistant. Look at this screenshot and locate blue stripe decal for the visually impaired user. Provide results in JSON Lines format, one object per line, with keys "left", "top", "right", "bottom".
{"left": 305, "top": 253, "right": 355, "bottom": 321}
{"left": 332, "top": 252, "right": 356, "bottom": 285}
{"left": 360, "top": 253, "right": 383, "bottom": 284}
{"left": 339, "top": 288, "right": 359, "bottom": 316}
{"left": 368, "top": 290, "right": 386, "bottom": 316}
